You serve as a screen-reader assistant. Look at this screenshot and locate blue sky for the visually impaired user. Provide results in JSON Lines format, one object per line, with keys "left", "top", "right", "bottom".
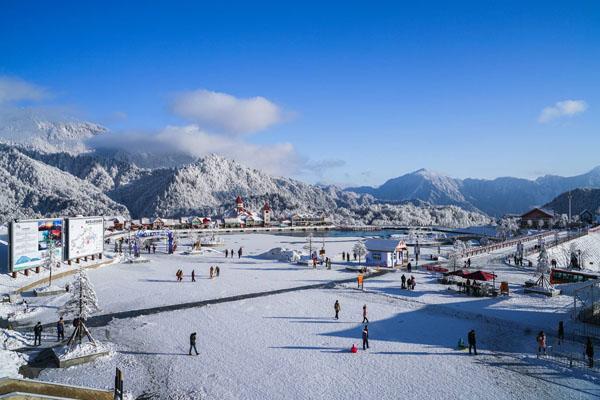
{"left": 1, "top": 1, "right": 599, "bottom": 185}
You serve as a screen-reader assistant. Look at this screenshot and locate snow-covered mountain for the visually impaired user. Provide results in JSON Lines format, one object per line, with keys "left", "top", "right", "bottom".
{"left": 0, "top": 109, "right": 106, "bottom": 154}
{"left": 0, "top": 144, "right": 489, "bottom": 227}
{"left": 544, "top": 188, "right": 600, "bottom": 216}
{"left": 351, "top": 168, "right": 469, "bottom": 209}
{"left": 0, "top": 145, "right": 129, "bottom": 223}
{"left": 350, "top": 167, "right": 600, "bottom": 216}
{"left": 107, "top": 154, "right": 490, "bottom": 227}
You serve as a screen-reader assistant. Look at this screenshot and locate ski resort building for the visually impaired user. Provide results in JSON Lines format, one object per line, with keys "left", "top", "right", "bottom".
{"left": 520, "top": 207, "right": 556, "bottom": 229}
{"left": 222, "top": 196, "right": 269, "bottom": 228}
{"left": 365, "top": 239, "right": 409, "bottom": 268}
{"left": 290, "top": 213, "right": 331, "bottom": 226}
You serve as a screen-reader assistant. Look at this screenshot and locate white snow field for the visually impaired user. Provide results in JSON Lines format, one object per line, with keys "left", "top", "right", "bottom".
{"left": 3, "top": 232, "right": 600, "bottom": 399}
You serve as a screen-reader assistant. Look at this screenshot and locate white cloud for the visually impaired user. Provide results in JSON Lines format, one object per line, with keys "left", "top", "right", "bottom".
{"left": 90, "top": 124, "right": 301, "bottom": 176}
{"left": 171, "top": 89, "right": 284, "bottom": 134}
{"left": 0, "top": 76, "right": 48, "bottom": 104}
{"left": 538, "top": 99, "right": 588, "bottom": 123}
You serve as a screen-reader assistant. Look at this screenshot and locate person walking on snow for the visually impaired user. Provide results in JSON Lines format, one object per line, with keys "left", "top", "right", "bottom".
{"left": 558, "top": 321, "right": 565, "bottom": 345}
{"left": 468, "top": 329, "right": 477, "bottom": 355}
{"left": 191, "top": 270, "right": 196, "bottom": 282}
{"left": 342, "top": 252, "right": 346, "bottom": 262}
{"left": 362, "top": 325, "right": 369, "bottom": 350}
{"left": 230, "top": 249, "right": 234, "bottom": 258}
{"left": 33, "top": 322, "right": 43, "bottom": 346}
{"left": 238, "top": 247, "right": 243, "bottom": 258}
{"left": 215, "top": 266, "right": 220, "bottom": 277}
{"left": 209, "top": 266, "right": 214, "bottom": 279}
{"left": 334, "top": 300, "right": 340, "bottom": 319}
{"left": 225, "top": 249, "right": 229, "bottom": 258}
{"left": 189, "top": 332, "right": 199, "bottom": 355}
{"left": 362, "top": 304, "right": 369, "bottom": 323}
{"left": 536, "top": 331, "right": 547, "bottom": 357}
{"left": 586, "top": 337, "right": 594, "bottom": 368}
{"left": 56, "top": 317, "right": 65, "bottom": 342}
{"left": 401, "top": 274, "right": 407, "bottom": 289}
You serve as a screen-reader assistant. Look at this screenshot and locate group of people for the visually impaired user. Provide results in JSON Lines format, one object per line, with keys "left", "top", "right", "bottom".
{"left": 333, "top": 300, "right": 370, "bottom": 351}
{"left": 400, "top": 274, "right": 416, "bottom": 290}
{"left": 209, "top": 266, "right": 221, "bottom": 279}
{"left": 341, "top": 251, "right": 358, "bottom": 262}
{"left": 32, "top": 316, "right": 68, "bottom": 346}
{"left": 175, "top": 269, "right": 185, "bottom": 282}
{"left": 224, "top": 248, "right": 243, "bottom": 259}
{"left": 144, "top": 242, "right": 157, "bottom": 254}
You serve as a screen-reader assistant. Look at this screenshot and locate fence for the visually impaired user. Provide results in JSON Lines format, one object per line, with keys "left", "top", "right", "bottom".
{"left": 461, "top": 231, "right": 556, "bottom": 258}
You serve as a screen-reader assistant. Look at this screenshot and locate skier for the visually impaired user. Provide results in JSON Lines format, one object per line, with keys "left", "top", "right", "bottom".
{"left": 362, "top": 325, "right": 369, "bottom": 350}
{"left": 209, "top": 266, "right": 214, "bottom": 279}
{"left": 558, "top": 321, "right": 565, "bottom": 345}
{"left": 238, "top": 247, "right": 243, "bottom": 259}
{"left": 586, "top": 337, "right": 594, "bottom": 368}
{"left": 401, "top": 274, "right": 407, "bottom": 289}
{"left": 215, "top": 266, "right": 220, "bottom": 277}
{"left": 33, "top": 321, "right": 43, "bottom": 346}
{"left": 225, "top": 249, "right": 229, "bottom": 258}
{"left": 189, "top": 332, "right": 199, "bottom": 356}
{"left": 56, "top": 317, "right": 65, "bottom": 342}
{"left": 334, "top": 300, "right": 340, "bottom": 320}
{"left": 191, "top": 270, "right": 196, "bottom": 282}
{"left": 536, "top": 331, "right": 547, "bottom": 357}
{"left": 362, "top": 304, "right": 369, "bottom": 323}
{"left": 468, "top": 329, "right": 477, "bottom": 355}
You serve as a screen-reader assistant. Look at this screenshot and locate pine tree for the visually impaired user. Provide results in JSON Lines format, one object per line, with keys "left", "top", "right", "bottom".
{"left": 43, "top": 238, "right": 60, "bottom": 286}
{"left": 353, "top": 240, "right": 367, "bottom": 263}
{"left": 60, "top": 268, "right": 101, "bottom": 348}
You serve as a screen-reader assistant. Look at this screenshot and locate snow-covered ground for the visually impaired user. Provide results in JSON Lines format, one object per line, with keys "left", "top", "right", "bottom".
{"left": 38, "top": 287, "right": 600, "bottom": 399}
{"left": 2, "top": 232, "right": 600, "bottom": 398}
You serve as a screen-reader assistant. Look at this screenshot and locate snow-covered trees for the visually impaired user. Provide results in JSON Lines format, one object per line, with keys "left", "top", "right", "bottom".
{"left": 43, "top": 239, "right": 60, "bottom": 286}
{"left": 497, "top": 218, "right": 519, "bottom": 239}
{"left": 60, "top": 268, "right": 100, "bottom": 321}
{"left": 448, "top": 240, "right": 466, "bottom": 270}
{"left": 353, "top": 241, "right": 367, "bottom": 263}
{"left": 537, "top": 244, "right": 549, "bottom": 273}
{"left": 60, "top": 268, "right": 101, "bottom": 348}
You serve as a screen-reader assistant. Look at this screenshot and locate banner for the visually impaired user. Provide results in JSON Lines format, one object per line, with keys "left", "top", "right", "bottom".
{"left": 66, "top": 217, "right": 104, "bottom": 259}
{"left": 10, "top": 219, "right": 63, "bottom": 272}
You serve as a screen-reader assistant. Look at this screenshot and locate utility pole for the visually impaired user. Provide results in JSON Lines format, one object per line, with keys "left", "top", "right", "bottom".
{"left": 568, "top": 190, "right": 572, "bottom": 225}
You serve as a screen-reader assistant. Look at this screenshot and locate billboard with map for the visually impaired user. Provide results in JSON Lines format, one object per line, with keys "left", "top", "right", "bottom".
{"left": 10, "top": 219, "right": 63, "bottom": 272}
{"left": 66, "top": 217, "right": 104, "bottom": 259}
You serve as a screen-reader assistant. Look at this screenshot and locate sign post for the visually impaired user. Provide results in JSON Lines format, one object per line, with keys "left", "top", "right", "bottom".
{"left": 114, "top": 367, "right": 124, "bottom": 400}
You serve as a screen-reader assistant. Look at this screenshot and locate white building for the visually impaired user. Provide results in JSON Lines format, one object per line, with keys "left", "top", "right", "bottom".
{"left": 365, "top": 239, "right": 409, "bottom": 268}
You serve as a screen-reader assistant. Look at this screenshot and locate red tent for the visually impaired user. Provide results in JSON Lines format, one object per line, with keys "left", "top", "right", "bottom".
{"left": 464, "top": 271, "right": 497, "bottom": 281}
{"left": 444, "top": 269, "right": 470, "bottom": 277}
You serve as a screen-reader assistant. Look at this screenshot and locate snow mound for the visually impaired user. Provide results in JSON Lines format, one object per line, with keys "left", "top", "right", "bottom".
{"left": 257, "top": 247, "right": 301, "bottom": 262}
{"left": 54, "top": 341, "right": 111, "bottom": 361}
{"left": 0, "top": 328, "right": 29, "bottom": 351}
{"left": 0, "top": 349, "right": 27, "bottom": 378}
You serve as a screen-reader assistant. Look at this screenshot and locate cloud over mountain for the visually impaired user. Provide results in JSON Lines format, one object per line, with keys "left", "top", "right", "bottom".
{"left": 171, "top": 89, "right": 284, "bottom": 134}
{"left": 0, "top": 76, "right": 48, "bottom": 104}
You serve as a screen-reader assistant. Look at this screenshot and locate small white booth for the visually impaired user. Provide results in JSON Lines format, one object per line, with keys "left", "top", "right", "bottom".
{"left": 365, "top": 239, "right": 409, "bottom": 268}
